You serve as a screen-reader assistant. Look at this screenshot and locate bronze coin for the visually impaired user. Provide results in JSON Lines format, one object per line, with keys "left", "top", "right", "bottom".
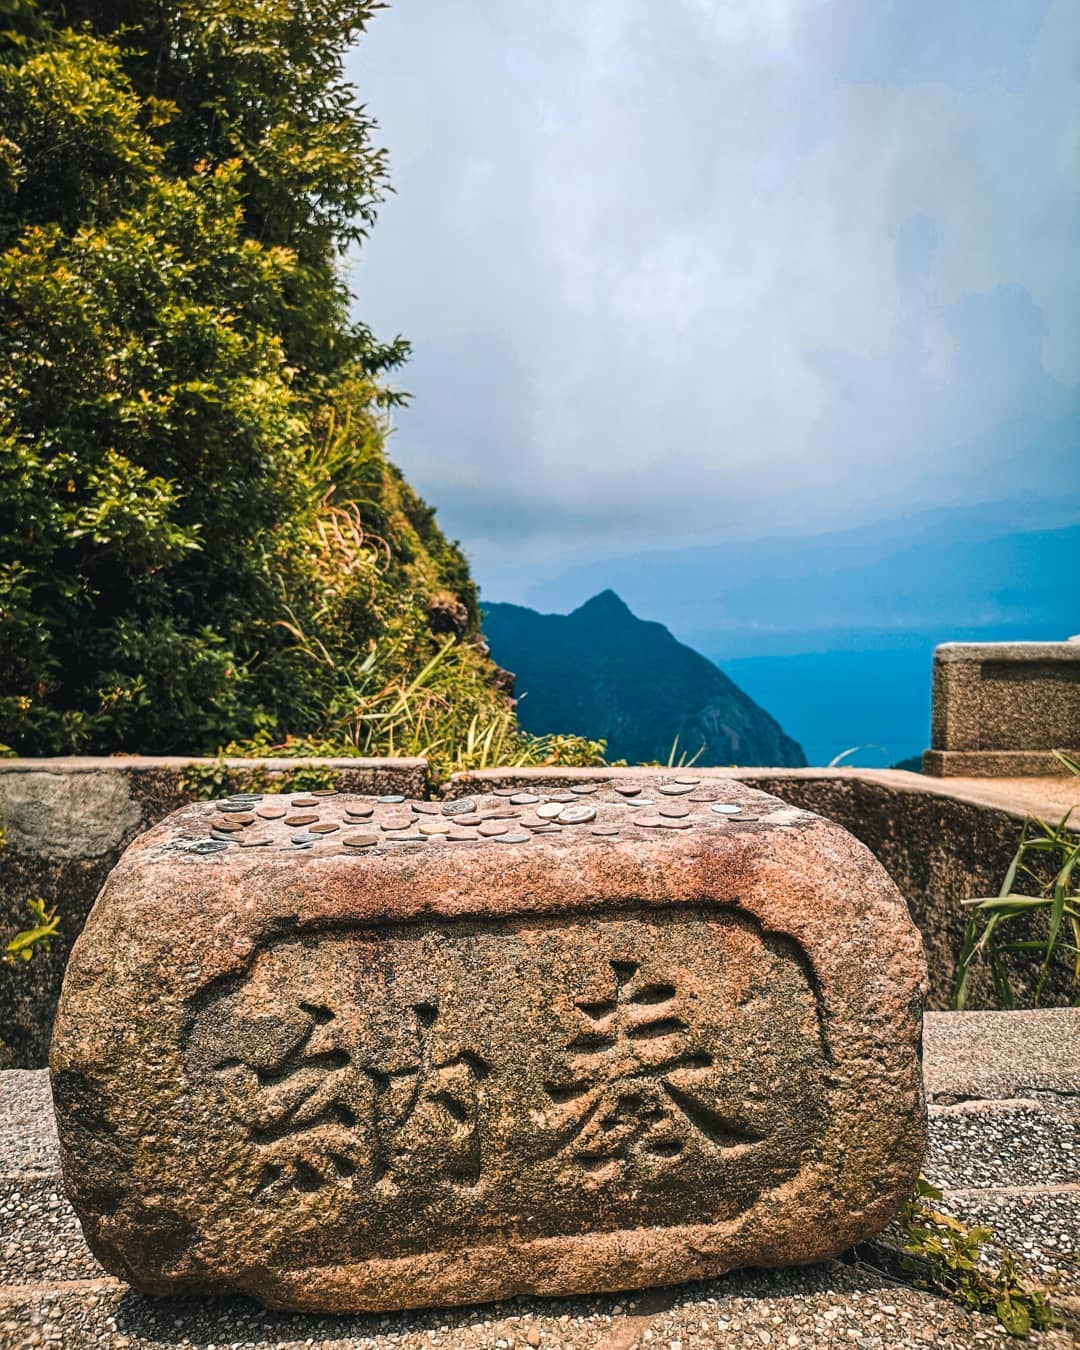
{"left": 285, "top": 813, "right": 318, "bottom": 826}
{"left": 380, "top": 816, "right": 414, "bottom": 832}
{"left": 660, "top": 817, "right": 693, "bottom": 829}
{"left": 447, "top": 828, "right": 479, "bottom": 842}
{"left": 256, "top": 806, "right": 287, "bottom": 820}
{"left": 570, "top": 784, "right": 599, "bottom": 795}
{"left": 658, "top": 783, "right": 695, "bottom": 796}
{"left": 418, "top": 819, "right": 451, "bottom": 836}
{"left": 238, "top": 835, "right": 273, "bottom": 848}
{"left": 342, "top": 833, "right": 378, "bottom": 848}
{"left": 344, "top": 803, "right": 374, "bottom": 818}
{"left": 591, "top": 824, "right": 620, "bottom": 836}
{"left": 312, "top": 789, "right": 338, "bottom": 797}
{"left": 412, "top": 801, "right": 439, "bottom": 815}
{"left": 308, "top": 822, "right": 339, "bottom": 834}
{"left": 632, "top": 814, "right": 665, "bottom": 828}
{"left": 290, "top": 797, "right": 320, "bottom": 807}
{"left": 659, "top": 803, "right": 689, "bottom": 818}
{"left": 210, "top": 818, "right": 243, "bottom": 832}
{"left": 478, "top": 821, "right": 508, "bottom": 836}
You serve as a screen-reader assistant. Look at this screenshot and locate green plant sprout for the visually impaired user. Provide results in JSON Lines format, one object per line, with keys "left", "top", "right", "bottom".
{"left": 953, "top": 749, "right": 1080, "bottom": 1009}
{"left": 3, "top": 898, "right": 60, "bottom": 965}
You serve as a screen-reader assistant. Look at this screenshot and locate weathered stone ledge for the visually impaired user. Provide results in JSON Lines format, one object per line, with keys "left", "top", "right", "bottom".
{"left": 2, "top": 1009, "right": 1076, "bottom": 1348}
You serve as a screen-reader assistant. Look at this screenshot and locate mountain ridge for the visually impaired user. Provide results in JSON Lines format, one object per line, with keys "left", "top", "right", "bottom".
{"left": 483, "top": 592, "right": 806, "bottom": 768}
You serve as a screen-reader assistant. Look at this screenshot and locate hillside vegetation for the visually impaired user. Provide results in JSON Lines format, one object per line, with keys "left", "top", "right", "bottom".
{"left": 0, "top": 0, "right": 538, "bottom": 770}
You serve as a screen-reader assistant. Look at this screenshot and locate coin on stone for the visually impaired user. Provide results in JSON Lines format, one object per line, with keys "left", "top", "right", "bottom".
{"left": 385, "top": 832, "right": 426, "bottom": 842}
{"left": 308, "top": 822, "right": 339, "bottom": 834}
{"left": 550, "top": 793, "right": 577, "bottom": 803}
{"left": 510, "top": 792, "right": 540, "bottom": 805}
{"left": 291, "top": 832, "right": 321, "bottom": 845}
{"left": 659, "top": 803, "right": 690, "bottom": 818}
{"left": 632, "top": 814, "right": 665, "bottom": 828}
{"left": 622, "top": 797, "right": 654, "bottom": 808}
{"left": 493, "top": 832, "right": 531, "bottom": 844}
{"left": 711, "top": 803, "right": 742, "bottom": 815}
{"left": 412, "top": 801, "right": 439, "bottom": 815}
{"left": 481, "top": 808, "right": 519, "bottom": 821}
{"left": 660, "top": 818, "right": 693, "bottom": 829}
{"left": 478, "top": 820, "right": 508, "bottom": 836}
{"left": 658, "top": 783, "right": 695, "bottom": 796}
{"left": 447, "top": 828, "right": 479, "bottom": 842}
{"left": 312, "top": 789, "right": 338, "bottom": 797}
{"left": 342, "top": 833, "right": 378, "bottom": 849}
{"left": 290, "top": 797, "right": 320, "bottom": 808}
{"left": 219, "top": 804, "right": 256, "bottom": 815}
{"left": 492, "top": 787, "right": 518, "bottom": 797}
{"left": 614, "top": 784, "right": 643, "bottom": 796}
{"left": 256, "top": 806, "right": 287, "bottom": 820}
{"left": 558, "top": 803, "right": 597, "bottom": 824}
{"left": 187, "top": 839, "right": 227, "bottom": 854}
{"left": 449, "top": 813, "right": 483, "bottom": 826}
{"left": 570, "top": 784, "right": 599, "bottom": 795}
{"left": 442, "top": 798, "right": 477, "bottom": 816}
{"left": 211, "top": 818, "right": 243, "bottom": 832}
{"left": 530, "top": 825, "right": 562, "bottom": 834}
{"left": 238, "top": 835, "right": 273, "bottom": 848}
{"left": 380, "top": 816, "right": 413, "bottom": 832}
{"left": 344, "top": 803, "right": 375, "bottom": 818}
{"left": 536, "top": 802, "right": 564, "bottom": 819}
{"left": 378, "top": 795, "right": 406, "bottom": 804}
{"left": 418, "top": 819, "right": 451, "bottom": 836}
{"left": 285, "top": 813, "right": 318, "bottom": 827}
{"left": 591, "top": 825, "right": 620, "bottom": 836}
{"left": 674, "top": 775, "right": 701, "bottom": 786}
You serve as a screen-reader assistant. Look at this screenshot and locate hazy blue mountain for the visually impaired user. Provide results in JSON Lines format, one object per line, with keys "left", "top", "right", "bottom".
{"left": 510, "top": 504, "right": 1080, "bottom": 769}
{"left": 483, "top": 591, "right": 806, "bottom": 767}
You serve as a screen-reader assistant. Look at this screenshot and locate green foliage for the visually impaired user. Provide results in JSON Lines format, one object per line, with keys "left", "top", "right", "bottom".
{"left": 178, "top": 757, "right": 338, "bottom": 801}
{"left": 0, "top": 0, "right": 505, "bottom": 760}
{"left": 3, "top": 896, "right": 59, "bottom": 964}
{"left": 953, "top": 750, "right": 1080, "bottom": 1009}
{"left": 896, "top": 1178, "right": 1061, "bottom": 1338}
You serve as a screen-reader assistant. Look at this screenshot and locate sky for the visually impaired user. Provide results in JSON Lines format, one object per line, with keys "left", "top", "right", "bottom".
{"left": 348, "top": 0, "right": 1080, "bottom": 604}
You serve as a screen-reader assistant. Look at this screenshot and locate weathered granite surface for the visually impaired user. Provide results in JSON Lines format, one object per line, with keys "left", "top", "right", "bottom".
{"left": 0, "top": 757, "right": 427, "bottom": 1067}
{"left": 3, "top": 1010, "right": 1076, "bottom": 1349}
{"left": 925, "top": 640, "right": 1080, "bottom": 778}
{"left": 50, "top": 780, "right": 925, "bottom": 1313}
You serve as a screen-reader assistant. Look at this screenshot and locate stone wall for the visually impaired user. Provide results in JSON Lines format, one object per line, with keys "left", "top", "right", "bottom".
{"left": 0, "top": 757, "right": 426, "bottom": 1067}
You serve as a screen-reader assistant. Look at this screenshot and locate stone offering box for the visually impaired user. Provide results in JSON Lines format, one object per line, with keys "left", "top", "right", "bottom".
{"left": 51, "top": 780, "right": 927, "bottom": 1313}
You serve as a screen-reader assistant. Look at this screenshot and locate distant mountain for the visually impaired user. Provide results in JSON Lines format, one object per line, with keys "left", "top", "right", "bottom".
{"left": 483, "top": 591, "right": 806, "bottom": 767}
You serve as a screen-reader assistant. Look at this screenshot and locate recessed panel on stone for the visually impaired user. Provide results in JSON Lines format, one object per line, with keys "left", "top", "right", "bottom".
{"left": 51, "top": 782, "right": 927, "bottom": 1313}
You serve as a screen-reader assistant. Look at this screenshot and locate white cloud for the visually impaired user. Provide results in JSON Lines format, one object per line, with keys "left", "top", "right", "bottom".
{"left": 348, "top": 0, "right": 1080, "bottom": 591}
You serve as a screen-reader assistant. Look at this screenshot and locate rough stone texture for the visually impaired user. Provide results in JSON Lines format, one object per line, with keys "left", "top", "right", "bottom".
{"left": 0, "top": 758, "right": 427, "bottom": 1068}
{"left": 447, "top": 768, "right": 1080, "bottom": 1010}
{"left": 925, "top": 640, "right": 1080, "bottom": 777}
{"left": 4, "top": 1009, "right": 1077, "bottom": 1348}
{"left": 50, "top": 780, "right": 926, "bottom": 1313}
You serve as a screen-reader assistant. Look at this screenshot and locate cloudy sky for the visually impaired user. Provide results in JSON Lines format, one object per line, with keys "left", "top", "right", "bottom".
{"left": 348, "top": 0, "right": 1080, "bottom": 603}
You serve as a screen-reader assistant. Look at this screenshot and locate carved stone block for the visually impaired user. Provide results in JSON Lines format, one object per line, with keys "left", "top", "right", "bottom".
{"left": 51, "top": 780, "right": 927, "bottom": 1312}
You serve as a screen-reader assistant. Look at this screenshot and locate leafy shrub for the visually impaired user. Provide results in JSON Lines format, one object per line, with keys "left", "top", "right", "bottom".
{"left": 0, "top": 1, "right": 508, "bottom": 759}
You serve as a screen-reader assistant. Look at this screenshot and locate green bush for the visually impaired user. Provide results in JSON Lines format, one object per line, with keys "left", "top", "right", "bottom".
{"left": 0, "top": 1, "right": 508, "bottom": 758}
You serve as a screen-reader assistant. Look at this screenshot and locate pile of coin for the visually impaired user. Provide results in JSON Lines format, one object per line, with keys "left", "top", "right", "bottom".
{"left": 179, "top": 778, "right": 761, "bottom": 858}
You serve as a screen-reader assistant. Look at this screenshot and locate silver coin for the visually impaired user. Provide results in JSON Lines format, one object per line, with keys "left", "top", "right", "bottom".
{"left": 378, "top": 795, "right": 406, "bottom": 804}
{"left": 219, "top": 803, "right": 255, "bottom": 814}
{"left": 442, "top": 798, "right": 477, "bottom": 816}
{"left": 291, "top": 832, "right": 321, "bottom": 845}
{"left": 492, "top": 787, "right": 519, "bottom": 797}
{"left": 658, "top": 783, "right": 695, "bottom": 796}
{"left": 238, "top": 835, "right": 273, "bottom": 848}
{"left": 551, "top": 792, "right": 577, "bottom": 803}
{"left": 385, "top": 832, "right": 427, "bottom": 842}
{"left": 187, "top": 839, "right": 228, "bottom": 854}
{"left": 558, "top": 804, "right": 597, "bottom": 824}
{"left": 614, "top": 784, "right": 644, "bottom": 796}
{"left": 535, "top": 803, "right": 564, "bottom": 819}
{"left": 510, "top": 792, "right": 540, "bottom": 805}
{"left": 591, "top": 824, "right": 620, "bottom": 836}
{"left": 622, "top": 797, "right": 654, "bottom": 808}
{"left": 493, "top": 832, "right": 531, "bottom": 844}
{"left": 209, "top": 831, "right": 239, "bottom": 843}
{"left": 674, "top": 775, "right": 701, "bottom": 785}
{"left": 570, "top": 784, "right": 599, "bottom": 795}
{"left": 711, "top": 804, "right": 743, "bottom": 815}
